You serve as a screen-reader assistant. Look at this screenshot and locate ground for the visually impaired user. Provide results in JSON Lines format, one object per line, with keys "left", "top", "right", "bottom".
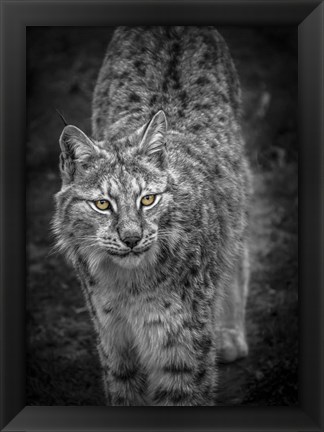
{"left": 26, "top": 26, "right": 298, "bottom": 406}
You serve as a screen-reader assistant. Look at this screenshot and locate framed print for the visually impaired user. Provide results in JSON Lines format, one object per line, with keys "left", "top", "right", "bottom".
{"left": 25, "top": 25, "right": 300, "bottom": 408}
{"left": 1, "top": 0, "right": 323, "bottom": 431}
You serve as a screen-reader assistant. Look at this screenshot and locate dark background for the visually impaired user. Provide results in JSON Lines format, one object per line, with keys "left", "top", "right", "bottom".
{"left": 26, "top": 26, "right": 298, "bottom": 406}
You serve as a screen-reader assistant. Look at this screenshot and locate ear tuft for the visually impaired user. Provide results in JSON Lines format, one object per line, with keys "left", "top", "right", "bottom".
{"left": 139, "top": 110, "right": 167, "bottom": 166}
{"left": 59, "top": 125, "right": 99, "bottom": 184}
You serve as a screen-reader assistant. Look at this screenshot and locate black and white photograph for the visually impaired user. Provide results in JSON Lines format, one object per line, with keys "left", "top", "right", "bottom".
{"left": 26, "top": 26, "right": 298, "bottom": 406}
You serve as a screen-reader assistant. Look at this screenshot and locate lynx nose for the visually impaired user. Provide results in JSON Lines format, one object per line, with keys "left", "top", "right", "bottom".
{"left": 122, "top": 235, "right": 141, "bottom": 249}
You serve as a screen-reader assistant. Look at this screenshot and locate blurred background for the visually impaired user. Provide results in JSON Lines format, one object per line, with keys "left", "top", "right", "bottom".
{"left": 26, "top": 26, "right": 298, "bottom": 405}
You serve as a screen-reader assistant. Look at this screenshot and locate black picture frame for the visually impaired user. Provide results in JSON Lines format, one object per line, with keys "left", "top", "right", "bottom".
{"left": 0, "top": 0, "right": 323, "bottom": 431}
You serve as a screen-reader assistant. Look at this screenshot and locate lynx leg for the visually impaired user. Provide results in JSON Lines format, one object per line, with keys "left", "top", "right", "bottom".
{"left": 131, "top": 301, "right": 217, "bottom": 406}
{"left": 98, "top": 316, "right": 148, "bottom": 406}
{"left": 216, "top": 244, "right": 250, "bottom": 363}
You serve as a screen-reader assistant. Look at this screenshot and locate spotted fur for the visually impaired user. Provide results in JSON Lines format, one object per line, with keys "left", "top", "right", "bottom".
{"left": 53, "top": 26, "right": 251, "bottom": 406}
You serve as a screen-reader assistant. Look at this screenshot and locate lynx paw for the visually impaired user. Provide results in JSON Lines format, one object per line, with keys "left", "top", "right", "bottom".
{"left": 217, "top": 328, "right": 248, "bottom": 363}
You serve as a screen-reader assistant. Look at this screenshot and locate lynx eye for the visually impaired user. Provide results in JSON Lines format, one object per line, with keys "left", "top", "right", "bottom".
{"left": 141, "top": 195, "right": 155, "bottom": 206}
{"left": 94, "top": 199, "right": 110, "bottom": 210}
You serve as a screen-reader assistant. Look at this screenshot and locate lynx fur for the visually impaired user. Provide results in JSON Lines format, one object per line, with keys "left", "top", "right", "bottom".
{"left": 53, "top": 26, "right": 251, "bottom": 406}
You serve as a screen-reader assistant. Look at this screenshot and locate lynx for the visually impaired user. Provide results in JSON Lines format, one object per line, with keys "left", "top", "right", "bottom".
{"left": 53, "top": 26, "right": 251, "bottom": 406}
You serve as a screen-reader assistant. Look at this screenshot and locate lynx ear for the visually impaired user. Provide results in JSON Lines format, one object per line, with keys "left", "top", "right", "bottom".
{"left": 59, "top": 125, "right": 99, "bottom": 183}
{"left": 139, "top": 110, "right": 167, "bottom": 167}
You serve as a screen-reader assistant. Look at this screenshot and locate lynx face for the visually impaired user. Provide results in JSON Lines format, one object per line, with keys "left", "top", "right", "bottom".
{"left": 68, "top": 159, "right": 171, "bottom": 270}
{"left": 54, "top": 111, "right": 175, "bottom": 270}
